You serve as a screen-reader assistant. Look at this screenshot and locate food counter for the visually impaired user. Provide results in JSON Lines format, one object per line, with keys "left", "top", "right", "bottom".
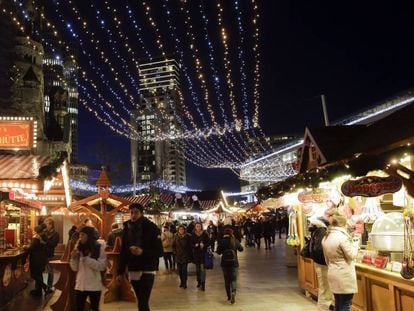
{"left": 0, "top": 249, "right": 30, "bottom": 307}
{"left": 298, "top": 255, "right": 414, "bottom": 311}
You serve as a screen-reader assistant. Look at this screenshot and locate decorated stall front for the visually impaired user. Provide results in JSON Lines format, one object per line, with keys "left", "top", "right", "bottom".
{"left": 258, "top": 103, "right": 414, "bottom": 311}
{"left": 0, "top": 151, "right": 69, "bottom": 307}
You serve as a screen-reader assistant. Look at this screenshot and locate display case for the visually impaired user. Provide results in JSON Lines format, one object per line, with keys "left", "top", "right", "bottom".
{"left": 370, "top": 212, "right": 406, "bottom": 252}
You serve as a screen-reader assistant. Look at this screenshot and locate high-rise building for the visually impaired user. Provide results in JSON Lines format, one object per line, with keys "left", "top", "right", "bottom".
{"left": 64, "top": 43, "right": 79, "bottom": 163}
{"left": 131, "top": 58, "right": 186, "bottom": 186}
{"left": 35, "top": 1, "right": 77, "bottom": 160}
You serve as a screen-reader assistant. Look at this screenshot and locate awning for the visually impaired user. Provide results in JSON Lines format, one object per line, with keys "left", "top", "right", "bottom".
{"left": 0, "top": 155, "right": 50, "bottom": 180}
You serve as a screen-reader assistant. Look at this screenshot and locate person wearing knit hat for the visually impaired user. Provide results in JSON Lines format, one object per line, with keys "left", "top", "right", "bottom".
{"left": 70, "top": 224, "right": 107, "bottom": 311}
{"left": 217, "top": 224, "right": 244, "bottom": 304}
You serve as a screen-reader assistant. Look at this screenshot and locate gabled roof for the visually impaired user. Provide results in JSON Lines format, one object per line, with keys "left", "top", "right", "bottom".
{"left": 352, "top": 103, "right": 414, "bottom": 153}
{"left": 96, "top": 167, "right": 111, "bottom": 187}
{"left": 299, "top": 103, "right": 414, "bottom": 173}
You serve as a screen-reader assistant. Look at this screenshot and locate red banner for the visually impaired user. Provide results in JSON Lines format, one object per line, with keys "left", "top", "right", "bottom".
{"left": 0, "top": 121, "right": 33, "bottom": 149}
{"left": 341, "top": 175, "right": 402, "bottom": 197}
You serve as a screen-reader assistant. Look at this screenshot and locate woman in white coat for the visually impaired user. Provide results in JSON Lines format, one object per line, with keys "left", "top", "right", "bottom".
{"left": 70, "top": 226, "right": 107, "bottom": 311}
{"left": 322, "top": 215, "right": 359, "bottom": 311}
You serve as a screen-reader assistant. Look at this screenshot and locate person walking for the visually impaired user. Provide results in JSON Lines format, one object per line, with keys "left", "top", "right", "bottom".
{"left": 116, "top": 203, "right": 163, "bottom": 311}
{"left": 161, "top": 225, "right": 174, "bottom": 272}
{"left": 322, "top": 214, "right": 359, "bottom": 311}
{"left": 252, "top": 219, "right": 263, "bottom": 249}
{"left": 70, "top": 226, "right": 107, "bottom": 311}
{"left": 262, "top": 217, "right": 272, "bottom": 250}
{"left": 43, "top": 217, "right": 59, "bottom": 293}
{"left": 309, "top": 208, "right": 335, "bottom": 311}
{"left": 207, "top": 220, "right": 217, "bottom": 251}
{"left": 173, "top": 225, "right": 192, "bottom": 289}
{"left": 191, "top": 222, "right": 210, "bottom": 291}
{"left": 216, "top": 226, "right": 244, "bottom": 304}
{"left": 26, "top": 224, "right": 48, "bottom": 296}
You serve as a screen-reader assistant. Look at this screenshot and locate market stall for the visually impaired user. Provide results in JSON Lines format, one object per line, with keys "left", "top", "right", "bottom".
{"left": 202, "top": 201, "right": 233, "bottom": 223}
{"left": 257, "top": 103, "right": 414, "bottom": 311}
{"left": 50, "top": 167, "right": 134, "bottom": 310}
{"left": 0, "top": 152, "right": 69, "bottom": 307}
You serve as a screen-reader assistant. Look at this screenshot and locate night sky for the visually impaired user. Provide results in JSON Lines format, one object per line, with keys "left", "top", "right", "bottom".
{"left": 71, "top": 1, "right": 414, "bottom": 191}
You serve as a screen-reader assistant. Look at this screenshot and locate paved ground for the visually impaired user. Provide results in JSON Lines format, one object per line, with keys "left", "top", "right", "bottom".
{"left": 4, "top": 238, "right": 317, "bottom": 310}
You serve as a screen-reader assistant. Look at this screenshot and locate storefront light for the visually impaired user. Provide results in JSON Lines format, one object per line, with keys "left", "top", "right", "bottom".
{"left": 40, "top": 206, "right": 47, "bottom": 216}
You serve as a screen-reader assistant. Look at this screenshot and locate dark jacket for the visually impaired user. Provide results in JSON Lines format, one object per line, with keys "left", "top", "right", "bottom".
{"left": 216, "top": 235, "right": 243, "bottom": 267}
{"left": 28, "top": 235, "right": 48, "bottom": 274}
{"left": 117, "top": 217, "right": 163, "bottom": 274}
{"left": 191, "top": 231, "right": 210, "bottom": 265}
{"left": 45, "top": 229, "right": 59, "bottom": 259}
{"left": 173, "top": 233, "right": 192, "bottom": 264}
{"left": 309, "top": 217, "right": 329, "bottom": 265}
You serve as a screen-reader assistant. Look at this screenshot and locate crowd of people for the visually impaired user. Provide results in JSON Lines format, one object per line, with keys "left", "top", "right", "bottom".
{"left": 28, "top": 204, "right": 346, "bottom": 311}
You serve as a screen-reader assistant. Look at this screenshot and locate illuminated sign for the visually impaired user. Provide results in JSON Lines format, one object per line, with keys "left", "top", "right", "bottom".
{"left": 0, "top": 118, "right": 35, "bottom": 150}
{"left": 341, "top": 176, "right": 402, "bottom": 197}
{"left": 298, "top": 189, "right": 330, "bottom": 203}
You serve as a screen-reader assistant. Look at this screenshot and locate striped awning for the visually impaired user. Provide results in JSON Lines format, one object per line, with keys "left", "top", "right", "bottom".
{"left": 199, "top": 200, "right": 220, "bottom": 209}
{"left": 159, "top": 193, "right": 174, "bottom": 205}
{"left": 126, "top": 194, "right": 152, "bottom": 206}
{"left": 0, "top": 155, "right": 50, "bottom": 180}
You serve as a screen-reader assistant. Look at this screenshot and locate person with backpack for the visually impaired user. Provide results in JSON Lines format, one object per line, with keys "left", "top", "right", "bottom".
{"left": 216, "top": 226, "right": 244, "bottom": 304}
{"left": 70, "top": 226, "right": 107, "bottom": 311}
{"left": 309, "top": 208, "right": 335, "bottom": 311}
{"left": 116, "top": 203, "right": 164, "bottom": 311}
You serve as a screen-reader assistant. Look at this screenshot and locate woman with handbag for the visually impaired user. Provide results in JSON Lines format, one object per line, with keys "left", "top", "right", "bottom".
{"left": 216, "top": 226, "right": 244, "bottom": 304}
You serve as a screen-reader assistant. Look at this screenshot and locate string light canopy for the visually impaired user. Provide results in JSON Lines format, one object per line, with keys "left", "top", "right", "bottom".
{"left": 5, "top": 0, "right": 286, "bottom": 173}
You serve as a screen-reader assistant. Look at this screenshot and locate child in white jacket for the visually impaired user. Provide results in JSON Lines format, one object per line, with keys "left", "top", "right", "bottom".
{"left": 70, "top": 226, "right": 107, "bottom": 311}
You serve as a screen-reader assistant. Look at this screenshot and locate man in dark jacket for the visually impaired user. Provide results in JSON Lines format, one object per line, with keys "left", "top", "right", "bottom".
{"left": 117, "top": 203, "right": 163, "bottom": 311}
{"left": 44, "top": 217, "right": 59, "bottom": 293}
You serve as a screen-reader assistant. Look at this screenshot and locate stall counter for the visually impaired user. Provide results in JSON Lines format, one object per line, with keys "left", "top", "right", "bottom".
{"left": 298, "top": 256, "right": 414, "bottom": 311}
{"left": 0, "top": 249, "right": 30, "bottom": 307}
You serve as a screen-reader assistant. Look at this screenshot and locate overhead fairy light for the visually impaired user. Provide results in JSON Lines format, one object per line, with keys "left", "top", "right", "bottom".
{"left": 176, "top": 0, "right": 249, "bottom": 162}
{"left": 251, "top": 0, "right": 261, "bottom": 128}
{"left": 71, "top": 179, "right": 201, "bottom": 194}
{"left": 6, "top": 0, "right": 278, "bottom": 170}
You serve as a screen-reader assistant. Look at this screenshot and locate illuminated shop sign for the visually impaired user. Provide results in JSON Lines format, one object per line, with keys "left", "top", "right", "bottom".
{"left": 298, "top": 189, "right": 330, "bottom": 203}
{"left": 341, "top": 175, "right": 402, "bottom": 197}
{"left": 0, "top": 117, "right": 36, "bottom": 150}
